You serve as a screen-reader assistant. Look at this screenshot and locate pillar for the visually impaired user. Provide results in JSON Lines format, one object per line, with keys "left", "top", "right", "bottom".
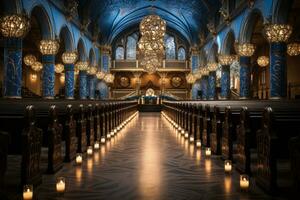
{"left": 65, "top": 64, "right": 75, "bottom": 99}
{"left": 42, "top": 55, "right": 55, "bottom": 98}
{"left": 269, "top": 42, "right": 287, "bottom": 98}
{"left": 208, "top": 71, "right": 216, "bottom": 100}
{"left": 88, "top": 74, "right": 96, "bottom": 99}
{"left": 3, "top": 38, "right": 23, "bottom": 98}
{"left": 201, "top": 76, "right": 208, "bottom": 100}
{"left": 239, "top": 56, "right": 251, "bottom": 99}
{"left": 221, "top": 65, "right": 230, "bottom": 99}
{"left": 79, "top": 71, "right": 87, "bottom": 99}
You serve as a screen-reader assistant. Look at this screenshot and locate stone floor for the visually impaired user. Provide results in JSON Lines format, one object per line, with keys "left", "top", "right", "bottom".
{"left": 37, "top": 112, "right": 286, "bottom": 200}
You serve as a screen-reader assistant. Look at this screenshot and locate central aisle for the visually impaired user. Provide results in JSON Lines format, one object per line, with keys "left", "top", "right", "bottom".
{"left": 38, "top": 112, "right": 275, "bottom": 200}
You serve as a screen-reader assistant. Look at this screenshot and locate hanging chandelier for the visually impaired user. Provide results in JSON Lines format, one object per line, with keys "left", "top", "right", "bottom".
{"left": 287, "top": 42, "right": 300, "bottom": 56}
{"left": 257, "top": 56, "right": 269, "bottom": 67}
{"left": 31, "top": 61, "right": 43, "bottom": 72}
{"left": 24, "top": 54, "right": 37, "bottom": 66}
{"left": 138, "top": 15, "right": 166, "bottom": 74}
{"left": 55, "top": 63, "right": 64, "bottom": 73}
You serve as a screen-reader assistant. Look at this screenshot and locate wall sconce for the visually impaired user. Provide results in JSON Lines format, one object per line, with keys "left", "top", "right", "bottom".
{"left": 224, "top": 160, "right": 232, "bottom": 173}
{"left": 30, "top": 73, "right": 37, "bottom": 82}
{"left": 56, "top": 177, "right": 66, "bottom": 193}
{"left": 23, "top": 185, "right": 33, "bottom": 200}
{"left": 205, "top": 147, "right": 211, "bottom": 157}
{"left": 87, "top": 146, "right": 93, "bottom": 156}
{"left": 75, "top": 153, "right": 82, "bottom": 165}
{"left": 240, "top": 174, "right": 250, "bottom": 190}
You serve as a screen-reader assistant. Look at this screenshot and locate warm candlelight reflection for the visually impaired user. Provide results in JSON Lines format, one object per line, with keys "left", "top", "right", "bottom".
{"left": 189, "top": 144, "right": 194, "bottom": 157}
{"left": 87, "top": 158, "right": 93, "bottom": 174}
{"left": 196, "top": 150, "right": 201, "bottom": 166}
{"left": 94, "top": 152, "right": 100, "bottom": 164}
{"left": 75, "top": 167, "right": 82, "bottom": 183}
{"left": 224, "top": 176, "right": 232, "bottom": 194}
{"left": 139, "top": 123, "right": 162, "bottom": 199}
{"left": 205, "top": 159, "right": 211, "bottom": 174}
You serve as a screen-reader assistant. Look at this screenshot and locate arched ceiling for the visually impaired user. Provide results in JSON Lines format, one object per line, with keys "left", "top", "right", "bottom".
{"left": 79, "top": 0, "right": 221, "bottom": 45}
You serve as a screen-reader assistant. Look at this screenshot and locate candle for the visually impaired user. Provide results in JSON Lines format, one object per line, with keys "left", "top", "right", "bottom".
{"left": 178, "top": 127, "right": 182, "bottom": 131}
{"left": 107, "top": 133, "right": 111, "bottom": 139}
{"left": 189, "top": 136, "right": 194, "bottom": 143}
{"left": 117, "top": 126, "right": 121, "bottom": 131}
{"left": 184, "top": 132, "right": 189, "bottom": 139}
{"left": 56, "top": 177, "right": 66, "bottom": 193}
{"left": 114, "top": 129, "right": 117, "bottom": 133}
{"left": 224, "top": 160, "right": 232, "bottom": 173}
{"left": 240, "top": 175, "right": 250, "bottom": 190}
{"left": 101, "top": 137, "right": 106, "bottom": 144}
{"left": 23, "top": 185, "right": 33, "bottom": 200}
{"left": 111, "top": 131, "right": 115, "bottom": 137}
{"left": 205, "top": 147, "right": 211, "bottom": 156}
{"left": 87, "top": 146, "right": 93, "bottom": 155}
{"left": 76, "top": 153, "right": 82, "bottom": 164}
{"left": 196, "top": 140, "right": 201, "bottom": 148}
{"left": 181, "top": 130, "right": 185, "bottom": 135}
{"left": 94, "top": 141, "right": 100, "bottom": 150}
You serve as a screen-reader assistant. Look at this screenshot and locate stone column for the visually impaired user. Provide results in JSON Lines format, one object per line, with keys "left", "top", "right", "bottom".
{"left": 264, "top": 24, "right": 292, "bottom": 99}
{"left": 1, "top": 14, "right": 30, "bottom": 98}
{"left": 62, "top": 52, "right": 78, "bottom": 99}
{"left": 79, "top": 71, "right": 87, "bottom": 99}
{"left": 219, "top": 55, "right": 234, "bottom": 99}
{"left": 208, "top": 71, "right": 216, "bottom": 100}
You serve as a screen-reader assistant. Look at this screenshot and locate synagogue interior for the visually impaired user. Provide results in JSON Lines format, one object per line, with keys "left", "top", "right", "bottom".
{"left": 0, "top": 0, "right": 300, "bottom": 199}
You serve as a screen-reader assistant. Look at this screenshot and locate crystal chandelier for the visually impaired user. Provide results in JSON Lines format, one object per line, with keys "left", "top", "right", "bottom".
{"left": 24, "top": 54, "right": 37, "bottom": 66}
{"left": 62, "top": 52, "right": 78, "bottom": 64}
{"left": 0, "top": 14, "right": 30, "bottom": 38}
{"left": 138, "top": 15, "right": 166, "bottom": 74}
{"left": 186, "top": 73, "right": 196, "bottom": 84}
{"left": 257, "top": 56, "right": 269, "bottom": 67}
{"left": 287, "top": 43, "right": 300, "bottom": 56}
{"left": 235, "top": 43, "right": 255, "bottom": 57}
{"left": 104, "top": 73, "right": 115, "bottom": 84}
{"left": 55, "top": 64, "right": 64, "bottom": 73}
{"left": 218, "top": 54, "right": 236, "bottom": 65}
{"left": 75, "top": 61, "right": 89, "bottom": 71}
{"left": 96, "top": 71, "right": 106, "bottom": 80}
{"left": 39, "top": 40, "right": 60, "bottom": 55}
{"left": 264, "top": 24, "right": 292, "bottom": 43}
{"left": 31, "top": 61, "right": 43, "bottom": 72}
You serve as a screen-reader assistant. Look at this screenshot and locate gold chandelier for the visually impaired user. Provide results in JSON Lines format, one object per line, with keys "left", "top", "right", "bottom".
{"left": 264, "top": 24, "right": 292, "bottom": 43}
{"left": 287, "top": 42, "right": 300, "bottom": 56}
{"left": 207, "top": 62, "right": 219, "bottom": 72}
{"left": 186, "top": 73, "right": 196, "bottom": 84}
{"left": 235, "top": 43, "right": 255, "bottom": 57}
{"left": 24, "top": 54, "right": 37, "bottom": 66}
{"left": 87, "top": 66, "right": 97, "bottom": 75}
{"left": 96, "top": 71, "right": 106, "bottom": 80}
{"left": 39, "top": 39, "right": 60, "bottom": 55}
{"left": 62, "top": 52, "right": 78, "bottom": 64}
{"left": 55, "top": 64, "right": 64, "bottom": 73}
{"left": 257, "top": 56, "right": 269, "bottom": 67}
{"left": 0, "top": 14, "right": 30, "bottom": 38}
{"left": 104, "top": 73, "right": 115, "bottom": 84}
{"left": 218, "top": 54, "right": 236, "bottom": 65}
{"left": 75, "top": 61, "right": 89, "bottom": 71}
{"left": 138, "top": 15, "right": 166, "bottom": 74}
{"left": 31, "top": 61, "right": 43, "bottom": 72}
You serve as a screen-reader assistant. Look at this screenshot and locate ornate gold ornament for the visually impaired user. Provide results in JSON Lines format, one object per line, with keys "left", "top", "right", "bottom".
{"left": 104, "top": 73, "right": 115, "bottom": 84}
{"left": 96, "top": 71, "right": 106, "bottom": 80}
{"left": 257, "top": 56, "right": 269, "bottom": 67}
{"left": 218, "top": 54, "right": 236, "bottom": 65}
{"left": 62, "top": 52, "right": 78, "bottom": 64}
{"left": 235, "top": 43, "right": 255, "bottom": 57}
{"left": 287, "top": 43, "right": 300, "bottom": 56}
{"left": 0, "top": 14, "right": 30, "bottom": 38}
{"left": 186, "top": 73, "right": 196, "bottom": 84}
{"left": 207, "top": 62, "right": 219, "bottom": 72}
{"left": 75, "top": 61, "right": 89, "bottom": 71}
{"left": 171, "top": 76, "right": 183, "bottom": 88}
{"left": 24, "top": 54, "right": 37, "bottom": 66}
{"left": 264, "top": 24, "right": 292, "bottom": 43}
{"left": 31, "top": 61, "right": 43, "bottom": 72}
{"left": 39, "top": 40, "right": 60, "bottom": 55}
{"left": 55, "top": 63, "right": 64, "bottom": 73}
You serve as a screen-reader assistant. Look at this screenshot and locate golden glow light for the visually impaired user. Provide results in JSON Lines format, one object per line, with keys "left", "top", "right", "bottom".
{"left": 96, "top": 71, "right": 106, "bottom": 79}
{"left": 87, "top": 66, "right": 97, "bottom": 75}
{"left": 224, "top": 160, "right": 232, "bottom": 173}
{"left": 62, "top": 52, "right": 78, "bottom": 64}
{"left": 264, "top": 24, "right": 292, "bottom": 43}
{"left": 56, "top": 177, "right": 66, "bottom": 193}
{"left": 30, "top": 73, "right": 37, "bottom": 82}
{"left": 94, "top": 141, "right": 100, "bottom": 150}
{"left": 101, "top": 136, "right": 106, "bottom": 144}
{"left": 257, "top": 56, "right": 269, "bottom": 67}
{"left": 76, "top": 153, "right": 82, "bottom": 164}
{"left": 240, "top": 174, "right": 250, "bottom": 190}
{"left": 23, "top": 185, "right": 33, "bottom": 200}
{"left": 207, "top": 62, "right": 218, "bottom": 72}
{"left": 24, "top": 54, "right": 36, "bottom": 66}
{"left": 0, "top": 14, "right": 30, "bottom": 38}
{"left": 196, "top": 140, "right": 201, "bottom": 148}
{"left": 87, "top": 146, "right": 93, "bottom": 155}
{"left": 186, "top": 73, "right": 196, "bottom": 84}
{"left": 31, "top": 61, "right": 43, "bottom": 72}
{"left": 75, "top": 61, "right": 89, "bottom": 71}
{"left": 218, "top": 54, "right": 235, "bottom": 65}
{"left": 60, "top": 74, "right": 65, "bottom": 83}
{"left": 205, "top": 147, "right": 211, "bottom": 157}
{"left": 104, "top": 73, "right": 115, "bottom": 84}
{"left": 39, "top": 39, "right": 60, "bottom": 55}
{"left": 235, "top": 43, "right": 255, "bottom": 57}
{"left": 287, "top": 42, "right": 300, "bottom": 56}
{"left": 55, "top": 63, "right": 64, "bottom": 73}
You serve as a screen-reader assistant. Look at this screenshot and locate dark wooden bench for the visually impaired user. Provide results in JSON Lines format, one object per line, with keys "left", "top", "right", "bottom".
{"left": 86, "top": 104, "right": 95, "bottom": 146}
{"left": 76, "top": 104, "right": 87, "bottom": 153}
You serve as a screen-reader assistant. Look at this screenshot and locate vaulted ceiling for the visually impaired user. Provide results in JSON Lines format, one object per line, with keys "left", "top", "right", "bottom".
{"left": 79, "top": 0, "right": 221, "bottom": 45}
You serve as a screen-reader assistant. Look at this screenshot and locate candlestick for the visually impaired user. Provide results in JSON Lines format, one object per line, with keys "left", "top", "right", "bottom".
{"left": 23, "top": 185, "right": 33, "bottom": 200}
{"left": 76, "top": 153, "right": 82, "bottom": 164}
{"left": 224, "top": 160, "right": 232, "bottom": 173}
{"left": 56, "top": 177, "right": 66, "bottom": 193}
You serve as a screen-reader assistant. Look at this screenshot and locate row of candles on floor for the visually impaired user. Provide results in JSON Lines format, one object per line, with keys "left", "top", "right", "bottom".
{"left": 161, "top": 112, "right": 250, "bottom": 191}
{"left": 23, "top": 112, "right": 139, "bottom": 200}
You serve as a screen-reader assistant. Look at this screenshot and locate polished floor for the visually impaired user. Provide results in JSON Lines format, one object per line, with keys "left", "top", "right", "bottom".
{"left": 37, "top": 113, "right": 283, "bottom": 200}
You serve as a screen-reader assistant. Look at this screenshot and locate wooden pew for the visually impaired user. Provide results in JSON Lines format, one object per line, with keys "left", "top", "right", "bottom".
{"left": 86, "top": 104, "right": 95, "bottom": 146}
{"left": 76, "top": 104, "right": 87, "bottom": 153}
{"left": 94, "top": 103, "right": 101, "bottom": 142}
{"left": 289, "top": 135, "right": 300, "bottom": 194}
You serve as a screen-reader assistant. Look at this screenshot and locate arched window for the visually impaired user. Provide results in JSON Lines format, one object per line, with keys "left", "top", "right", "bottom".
{"left": 164, "top": 34, "right": 176, "bottom": 60}
{"left": 126, "top": 35, "right": 137, "bottom": 59}
{"left": 178, "top": 47, "right": 186, "bottom": 60}
{"left": 115, "top": 46, "right": 124, "bottom": 60}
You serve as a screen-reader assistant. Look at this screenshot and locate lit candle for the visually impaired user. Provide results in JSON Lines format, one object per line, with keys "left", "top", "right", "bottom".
{"left": 23, "top": 185, "right": 33, "bottom": 200}
{"left": 87, "top": 146, "right": 93, "bottom": 155}
{"left": 189, "top": 136, "right": 194, "bottom": 143}
{"left": 94, "top": 141, "right": 100, "bottom": 150}
{"left": 75, "top": 153, "right": 82, "bottom": 164}
{"left": 178, "top": 127, "right": 182, "bottom": 131}
{"left": 224, "top": 160, "right": 232, "bottom": 173}
{"left": 107, "top": 133, "right": 111, "bottom": 139}
{"left": 117, "top": 126, "right": 121, "bottom": 131}
{"left": 56, "top": 177, "right": 66, "bottom": 193}
{"left": 205, "top": 147, "right": 211, "bottom": 156}
{"left": 181, "top": 130, "right": 185, "bottom": 135}
{"left": 184, "top": 132, "right": 189, "bottom": 139}
{"left": 101, "top": 137, "right": 106, "bottom": 144}
{"left": 114, "top": 129, "right": 117, "bottom": 133}
{"left": 240, "top": 175, "right": 249, "bottom": 190}
{"left": 196, "top": 140, "right": 201, "bottom": 148}
{"left": 111, "top": 131, "right": 114, "bottom": 137}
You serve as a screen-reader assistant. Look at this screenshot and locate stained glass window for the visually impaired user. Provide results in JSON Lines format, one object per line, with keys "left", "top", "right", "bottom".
{"left": 178, "top": 47, "right": 186, "bottom": 60}
{"left": 115, "top": 46, "right": 124, "bottom": 60}
{"left": 126, "top": 36, "right": 137, "bottom": 59}
{"left": 164, "top": 34, "right": 176, "bottom": 60}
